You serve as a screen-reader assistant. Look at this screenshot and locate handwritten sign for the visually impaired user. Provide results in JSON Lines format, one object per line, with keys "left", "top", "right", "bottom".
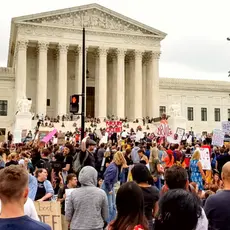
{"left": 57, "top": 133, "right": 65, "bottom": 145}
{"left": 199, "top": 148, "right": 211, "bottom": 170}
{"left": 38, "top": 131, "right": 49, "bottom": 141}
{"left": 212, "top": 129, "right": 224, "bottom": 147}
{"left": 222, "top": 121, "right": 230, "bottom": 133}
{"left": 34, "top": 201, "right": 61, "bottom": 230}
{"left": 157, "top": 124, "right": 172, "bottom": 137}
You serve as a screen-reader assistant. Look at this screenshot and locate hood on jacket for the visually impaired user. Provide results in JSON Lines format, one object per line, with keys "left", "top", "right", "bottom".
{"left": 79, "top": 166, "right": 97, "bottom": 187}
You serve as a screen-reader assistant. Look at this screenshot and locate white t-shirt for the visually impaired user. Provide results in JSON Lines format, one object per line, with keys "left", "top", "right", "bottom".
{"left": 0, "top": 198, "right": 39, "bottom": 221}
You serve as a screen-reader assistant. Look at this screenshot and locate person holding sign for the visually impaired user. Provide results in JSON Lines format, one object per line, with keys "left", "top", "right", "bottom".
{"left": 0, "top": 165, "right": 51, "bottom": 230}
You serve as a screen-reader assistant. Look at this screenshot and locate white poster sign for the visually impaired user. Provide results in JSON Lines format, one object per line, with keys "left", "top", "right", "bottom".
{"left": 212, "top": 129, "right": 224, "bottom": 147}
{"left": 65, "top": 188, "right": 76, "bottom": 212}
{"left": 222, "top": 121, "right": 230, "bottom": 133}
{"left": 199, "top": 148, "right": 211, "bottom": 170}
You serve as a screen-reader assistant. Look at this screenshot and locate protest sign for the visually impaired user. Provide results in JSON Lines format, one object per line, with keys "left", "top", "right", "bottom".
{"left": 65, "top": 188, "right": 75, "bottom": 212}
{"left": 57, "top": 133, "right": 65, "bottom": 145}
{"left": 212, "top": 129, "right": 224, "bottom": 147}
{"left": 199, "top": 148, "right": 211, "bottom": 170}
{"left": 42, "top": 129, "right": 57, "bottom": 143}
{"left": 106, "top": 121, "right": 122, "bottom": 134}
{"left": 34, "top": 201, "right": 61, "bottom": 230}
{"left": 222, "top": 121, "right": 230, "bottom": 133}
{"left": 21, "top": 129, "right": 27, "bottom": 141}
{"left": 0, "top": 135, "right": 5, "bottom": 143}
{"left": 176, "top": 127, "right": 185, "bottom": 138}
{"left": 38, "top": 131, "right": 49, "bottom": 142}
{"left": 157, "top": 123, "right": 172, "bottom": 137}
{"left": 13, "top": 130, "right": 22, "bottom": 143}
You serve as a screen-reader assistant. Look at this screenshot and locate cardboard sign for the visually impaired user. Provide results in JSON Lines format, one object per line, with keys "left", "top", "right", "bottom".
{"left": 38, "top": 131, "right": 49, "bottom": 141}
{"left": 222, "top": 121, "right": 230, "bottom": 133}
{"left": 199, "top": 148, "right": 211, "bottom": 170}
{"left": 157, "top": 124, "right": 172, "bottom": 137}
{"left": 212, "top": 129, "right": 224, "bottom": 147}
{"left": 176, "top": 127, "right": 185, "bottom": 138}
{"left": 57, "top": 133, "right": 65, "bottom": 145}
{"left": 34, "top": 201, "right": 61, "bottom": 230}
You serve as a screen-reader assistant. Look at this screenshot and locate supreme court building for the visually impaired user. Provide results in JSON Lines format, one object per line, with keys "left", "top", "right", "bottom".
{"left": 1, "top": 3, "right": 230, "bottom": 134}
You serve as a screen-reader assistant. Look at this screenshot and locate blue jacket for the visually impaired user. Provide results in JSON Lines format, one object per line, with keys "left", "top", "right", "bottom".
{"left": 28, "top": 174, "right": 54, "bottom": 201}
{"left": 103, "top": 162, "right": 118, "bottom": 192}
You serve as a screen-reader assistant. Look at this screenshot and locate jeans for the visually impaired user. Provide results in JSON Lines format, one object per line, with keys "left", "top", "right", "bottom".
{"left": 155, "top": 177, "right": 162, "bottom": 190}
{"left": 102, "top": 182, "right": 116, "bottom": 223}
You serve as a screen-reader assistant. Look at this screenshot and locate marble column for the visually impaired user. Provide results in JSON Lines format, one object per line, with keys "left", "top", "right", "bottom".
{"left": 94, "top": 50, "right": 99, "bottom": 118}
{"left": 152, "top": 52, "right": 160, "bottom": 118}
{"left": 125, "top": 59, "right": 130, "bottom": 118}
{"left": 111, "top": 54, "right": 117, "bottom": 116}
{"left": 116, "top": 49, "right": 125, "bottom": 119}
{"left": 134, "top": 50, "right": 143, "bottom": 120}
{"left": 129, "top": 54, "right": 135, "bottom": 120}
{"left": 97, "top": 47, "right": 108, "bottom": 119}
{"left": 74, "top": 46, "right": 82, "bottom": 94}
{"left": 36, "top": 42, "right": 48, "bottom": 116}
{"left": 57, "top": 44, "right": 68, "bottom": 116}
{"left": 15, "top": 40, "right": 28, "bottom": 101}
{"left": 147, "top": 52, "right": 160, "bottom": 118}
{"left": 142, "top": 57, "right": 147, "bottom": 117}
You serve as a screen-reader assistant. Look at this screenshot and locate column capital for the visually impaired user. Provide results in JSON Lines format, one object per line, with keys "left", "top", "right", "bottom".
{"left": 98, "top": 47, "right": 109, "bottom": 56}
{"left": 16, "top": 40, "right": 28, "bottom": 51}
{"left": 134, "top": 50, "right": 143, "bottom": 59}
{"left": 151, "top": 51, "right": 161, "bottom": 60}
{"left": 37, "top": 41, "right": 49, "bottom": 52}
{"left": 115, "top": 48, "right": 126, "bottom": 58}
{"left": 74, "top": 46, "right": 82, "bottom": 55}
{"left": 58, "top": 43, "right": 69, "bottom": 54}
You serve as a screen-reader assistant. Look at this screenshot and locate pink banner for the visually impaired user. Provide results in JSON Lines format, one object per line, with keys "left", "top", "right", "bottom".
{"left": 41, "top": 129, "right": 57, "bottom": 143}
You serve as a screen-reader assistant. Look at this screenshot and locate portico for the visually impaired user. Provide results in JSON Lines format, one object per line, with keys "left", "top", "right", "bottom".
{"left": 10, "top": 3, "right": 166, "bottom": 119}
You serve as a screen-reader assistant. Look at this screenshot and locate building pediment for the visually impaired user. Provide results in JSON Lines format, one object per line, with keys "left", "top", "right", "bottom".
{"left": 13, "top": 3, "right": 166, "bottom": 37}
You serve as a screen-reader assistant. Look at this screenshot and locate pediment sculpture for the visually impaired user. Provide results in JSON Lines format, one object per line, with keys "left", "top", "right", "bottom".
{"left": 26, "top": 9, "right": 152, "bottom": 35}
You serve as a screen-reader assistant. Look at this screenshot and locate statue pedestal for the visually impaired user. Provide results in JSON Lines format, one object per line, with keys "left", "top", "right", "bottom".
{"left": 168, "top": 116, "right": 187, "bottom": 133}
{"left": 13, "top": 112, "right": 33, "bottom": 143}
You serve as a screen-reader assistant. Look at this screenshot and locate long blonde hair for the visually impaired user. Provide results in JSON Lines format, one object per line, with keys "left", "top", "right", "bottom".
{"left": 113, "top": 151, "right": 126, "bottom": 166}
{"left": 191, "top": 150, "right": 200, "bottom": 160}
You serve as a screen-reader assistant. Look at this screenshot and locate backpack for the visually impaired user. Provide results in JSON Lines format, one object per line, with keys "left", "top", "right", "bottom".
{"left": 73, "top": 151, "right": 89, "bottom": 175}
{"left": 40, "top": 159, "right": 52, "bottom": 174}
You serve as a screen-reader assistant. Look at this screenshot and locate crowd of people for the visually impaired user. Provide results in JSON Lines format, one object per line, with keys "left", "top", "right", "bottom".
{"left": 0, "top": 124, "right": 230, "bottom": 230}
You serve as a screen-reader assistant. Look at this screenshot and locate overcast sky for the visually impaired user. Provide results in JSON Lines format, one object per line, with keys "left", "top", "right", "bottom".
{"left": 1, "top": 0, "right": 230, "bottom": 81}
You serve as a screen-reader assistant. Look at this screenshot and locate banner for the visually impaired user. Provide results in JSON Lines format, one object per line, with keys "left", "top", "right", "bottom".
{"left": 212, "top": 129, "right": 224, "bottom": 147}
{"left": 222, "top": 121, "right": 230, "bottom": 133}
{"left": 199, "top": 148, "right": 211, "bottom": 170}
{"left": 34, "top": 201, "right": 61, "bottom": 230}
{"left": 21, "top": 129, "right": 27, "bottom": 141}
{"left": 42, "top": 129, "right": 57, "bottom": 144}
{"left": 106, "top": 121, "right": 122, "bottom": 134}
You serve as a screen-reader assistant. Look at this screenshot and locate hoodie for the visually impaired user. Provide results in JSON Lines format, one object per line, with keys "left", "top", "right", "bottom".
{"left": 65, "top": 166, "right": 108, "bottom": 230}
{"left": 131, "top": 146, "right": 140, "bottom": 164}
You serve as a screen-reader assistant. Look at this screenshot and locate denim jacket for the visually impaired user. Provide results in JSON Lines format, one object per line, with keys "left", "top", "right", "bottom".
{"left": 103, "top": 162, "right": 118, "bottom": 192}
{"left": 28, "top": 174, "right": 54, "bottom": 201}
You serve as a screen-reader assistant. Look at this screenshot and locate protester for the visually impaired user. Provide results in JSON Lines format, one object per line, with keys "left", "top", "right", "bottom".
{"left": 108, "top": 181, "right": 148, "bottom": 230}
{"left": 131, "top": 142, "right": 140, "bottom": 164}
{"left": 155, "top": 189, "right": 201, "bottom": 230}
{"left": 163, "top": 149, "right": 174, "bottom": 168}
{"left": 190, "top": 150, "right": 206, "bottom": 192}
{"left": 5, "top": 152, "right": 18, "bottom": 166}
{"left": 163, "top": 165, "right": 208, "bottom": 230}
{"left": 102, "top": 151, "right": 126, "bottom": 222}
{"left": 132, "top": 163, "right": 159, "bottom": 230}
{"left": 28, "top": 168, "right": 54, "bottom": 201}
{"left": 58, "top": 173, "right": 78, "bottom": 230}
{"left": 65, "top": 166, "right": 108, "bottom": 230}
{"left": 204, "top": 162, "right": 230, "bottom": 230}
{"left": 0, "top": 165, "right": 51, "bottom": 229}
